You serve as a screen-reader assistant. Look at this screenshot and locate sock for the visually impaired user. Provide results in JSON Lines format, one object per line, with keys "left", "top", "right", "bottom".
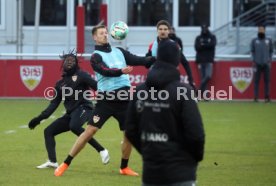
{"left": 97, "top": 146, "right": 105, "bottom": 153}
{"left": 88, "top": 138, "right": 104, "bottom": 152}
{"left": 120, "top": 158, "right": 129, "bottom": 169}
{"left": 49, "top": 159, "right": 57, "bottom": 163}
{"left": 64, "top": 155, "right": 74, "bottom": 165}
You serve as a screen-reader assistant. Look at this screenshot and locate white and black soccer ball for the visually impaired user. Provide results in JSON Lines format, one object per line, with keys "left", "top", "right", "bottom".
{"left": 110, "top": 21, "right": 129, "bottom": 40}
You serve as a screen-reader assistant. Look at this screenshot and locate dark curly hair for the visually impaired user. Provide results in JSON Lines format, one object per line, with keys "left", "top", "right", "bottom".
{"left": 60, "top": 49, "right": 80, "bottom": 73}
{"left": 60, "top": 49, "right": 78, "bottom": 63}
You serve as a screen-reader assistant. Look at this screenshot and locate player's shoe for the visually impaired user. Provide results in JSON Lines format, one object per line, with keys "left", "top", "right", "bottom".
{"left": 54, "top": 163, "right": 69, "bottom": 177}
{"left": 36, "top": 160, "right": 58, "bottom": 169}
{"left": 100, "top": 149, "right": 110, "bottom": 164}
{"left": 119, "top": 167, "right": 139, "bottom": 176}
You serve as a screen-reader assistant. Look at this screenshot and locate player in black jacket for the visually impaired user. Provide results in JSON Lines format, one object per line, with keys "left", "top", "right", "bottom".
{"left": 146, "top": 20, "right": 195, "bottom": 89}
{"left": 126, "top": 40, "right": 205, "bottom": 186}
{"left": 28, "top": 51, "right": 109, "bottom": 169}
{"left": 194, "top": 24, "right": 217, "bottom": 95}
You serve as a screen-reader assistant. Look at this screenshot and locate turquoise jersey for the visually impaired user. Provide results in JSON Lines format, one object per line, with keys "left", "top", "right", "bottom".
{"left": 151, "top": 39, "right": 158, "bottom": 57}
{"left": 93, "top": 47, "right": 130, "bottom": 91}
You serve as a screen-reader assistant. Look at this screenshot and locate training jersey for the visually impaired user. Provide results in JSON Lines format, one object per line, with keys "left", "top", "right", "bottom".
{"left": 150, "top": 39, "right": 158, "bottom": 57}
{"left": 93, "top": 47, "right": 130, "bottom": 91}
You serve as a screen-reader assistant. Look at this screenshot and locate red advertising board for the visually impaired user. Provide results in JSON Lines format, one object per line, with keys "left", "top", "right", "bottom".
{"left": 0, "top": 59, "right": 275, "bottom": 100}
{"left": 0, "top": 60, "right": 6, "bottom": 96}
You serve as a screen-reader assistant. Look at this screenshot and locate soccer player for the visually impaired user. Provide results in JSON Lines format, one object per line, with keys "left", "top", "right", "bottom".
{"left": 146, "top": 20, "right": 195, "bottom": 89}
{"left": 28, "top": 51, "right": 109, "bottom": 169}
{"left": 54, "top": 25, "right": 155, "bottom": 176}
{"left": 125, "top": 39, "right": 205, "bottom": 186}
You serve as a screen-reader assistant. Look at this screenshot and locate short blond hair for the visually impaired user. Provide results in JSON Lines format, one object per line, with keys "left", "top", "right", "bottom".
{"left": 92, "top": 25, "right": 107, "bottom": 35}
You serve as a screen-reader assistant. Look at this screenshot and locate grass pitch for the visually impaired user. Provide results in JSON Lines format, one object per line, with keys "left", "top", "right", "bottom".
{"left": 0, "top": 100, "right": 275, "bottom": 186}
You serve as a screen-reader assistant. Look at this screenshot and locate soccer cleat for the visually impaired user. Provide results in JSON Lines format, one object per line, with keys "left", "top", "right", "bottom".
{"left": 100, "top": 149, "right": 110, "bottom": 164}
{"left": 54, "top": 163, "right": 69, "bottom": 177}
{"left": 36, "top": 160, "right": 58, "bottom": 169}
{"left": 119, "top": 167, "right": 139, "bottom": 176}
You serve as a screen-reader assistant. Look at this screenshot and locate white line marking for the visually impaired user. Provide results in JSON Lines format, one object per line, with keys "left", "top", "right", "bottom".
{"left": 4, "top": 130, "right": 16, "bottom": 134}
{"left": 18, "top": 125, "right": 28, "bottom": 128}
{"left": 49, "top": 115, "right": 56, "bottom": 119}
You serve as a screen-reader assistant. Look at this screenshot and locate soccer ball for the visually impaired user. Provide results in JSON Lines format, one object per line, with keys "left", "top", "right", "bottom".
{"left": 110, "top": 21, "right": 129, "bottom": 40}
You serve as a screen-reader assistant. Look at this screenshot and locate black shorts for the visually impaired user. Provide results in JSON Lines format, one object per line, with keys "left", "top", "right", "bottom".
{"left": 88, "top": 101, "right": 129, "bottom": 130}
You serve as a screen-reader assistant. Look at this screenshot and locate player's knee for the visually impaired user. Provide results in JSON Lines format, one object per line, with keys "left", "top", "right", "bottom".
{"left": 85, "top": 125, "right": 98, "bottom": 136}
{"left": 44, "top": 127, "right": 53, "bottom": 137}
{"left": 69, "top": 125, "right": 83, "bottom": 135}
{"left": 78, "top": 125, "right": 98, "bottom": 141}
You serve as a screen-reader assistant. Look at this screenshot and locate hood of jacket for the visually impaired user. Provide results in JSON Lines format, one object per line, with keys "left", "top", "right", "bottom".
{"left": 145, "top": 61, "right": 180, "bottom": 89}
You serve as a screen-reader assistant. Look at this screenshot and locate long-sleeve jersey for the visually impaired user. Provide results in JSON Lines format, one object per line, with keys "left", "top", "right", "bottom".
{"left": 38, "top": 70, "right": 97, "bottom": 119}
{"left": 90, "top": 43, "right": 154, "bottom": 92}
{"left": 146, "top": 37, "right": 194, "bottom": 84}
{"left": 91, "top": 43, "right": 153, "bottom": 77}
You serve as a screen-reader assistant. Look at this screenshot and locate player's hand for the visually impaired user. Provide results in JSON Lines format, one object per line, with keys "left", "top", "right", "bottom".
{"left": 145, "top": 56, "right": 156, "bottom": 68}
{"left": 28, "top": 117, "right": 42, "bottom": 130}
{"left": 189, "top": 81, "right": 197, "bottom": 90}
{"left": 121, "top": 66, "right": 133, "bottom": 74}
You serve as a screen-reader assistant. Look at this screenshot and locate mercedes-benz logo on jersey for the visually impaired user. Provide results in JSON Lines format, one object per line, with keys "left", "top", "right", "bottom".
{"left": 136, "top": 100, "right": 144, "bottom": 112}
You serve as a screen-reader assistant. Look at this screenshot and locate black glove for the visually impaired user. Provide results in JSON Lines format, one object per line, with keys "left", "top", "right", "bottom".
{"left": 145, "top": 56, "right": 156, "bottom": 69}
{"left": 28, "top": 116, "right": 42, "bottom": 129}
{"left": 189, "top": 81, "right": 196, "bottom": 90}
{"left": 188, "top": 82, "right": 198, "bottom": 98}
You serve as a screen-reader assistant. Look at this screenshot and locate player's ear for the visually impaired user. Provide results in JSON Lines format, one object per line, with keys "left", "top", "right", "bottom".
{"left": 93, "top": 35, "right": 97, "bottom": 41}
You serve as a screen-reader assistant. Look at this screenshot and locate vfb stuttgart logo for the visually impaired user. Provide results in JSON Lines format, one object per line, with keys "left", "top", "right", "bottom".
{"left": 230, "top": 67, "right": 253, "bottom": 93}
{"left": 20, "top": 66, "right": 43, "bottom": 91}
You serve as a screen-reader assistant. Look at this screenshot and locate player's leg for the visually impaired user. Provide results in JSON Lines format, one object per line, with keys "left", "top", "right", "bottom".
{"left": 198, "top": 63, "right": 205, "bottom": 91}
{"left": 263, "top": 64, "right": 271, "bottom": 102}
{"left": 83, "top": 108, "right": 110, "bottom": 164}
{"left": 121, "top": 132, "right": 132, "bottom": 160}
{"left": 54, "top": 102, "right": 111, "bottom": 176}
{"left": 69, "top": 124, "right": 99, "bottom": 159}
{"left": 254, "top": 65, "right": 261, "bottom": 101}
{"left": 54, "top": 125, "right": 99, "bottom": 176}
{"left": 69, "top": 106, "right": 110, "bottom": 164}
{"left": 113, "top": 101, "right": 138, "bottom": 176}
{"left": 37, "top": 115, "right": 70, "bottom": 169}
{"left": 200, "top": 63, "right": 212, "bottom": 93}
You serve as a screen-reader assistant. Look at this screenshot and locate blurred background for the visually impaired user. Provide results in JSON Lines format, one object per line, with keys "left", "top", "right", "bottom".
{"left": 0, "top": 0, "right": 275, "bottom": 100}
{"left": 0, "top": 0, "right": 275, "bottom": 57}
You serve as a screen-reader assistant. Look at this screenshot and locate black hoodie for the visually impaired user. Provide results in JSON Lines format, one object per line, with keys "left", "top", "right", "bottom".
{"left": 125, "top": 44, "right": 205, "bottom": 184}
{"left": 194, "top": 27, "right": 217, "bottom": 64}
{"left": 146, "top": 61, "right": 180, "bottom": 89}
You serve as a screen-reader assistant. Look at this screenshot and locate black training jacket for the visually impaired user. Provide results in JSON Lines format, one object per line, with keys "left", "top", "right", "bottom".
{"left": 38, "top": 70, "right": 97, "bottom": 119}
{"left": 125, "top": 61, "right": 205, "bottom": 185}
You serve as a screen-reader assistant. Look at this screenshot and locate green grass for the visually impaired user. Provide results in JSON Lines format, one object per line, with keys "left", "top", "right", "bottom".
{"left": 0, "top": 100, "right": 276, "bottom": 186}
